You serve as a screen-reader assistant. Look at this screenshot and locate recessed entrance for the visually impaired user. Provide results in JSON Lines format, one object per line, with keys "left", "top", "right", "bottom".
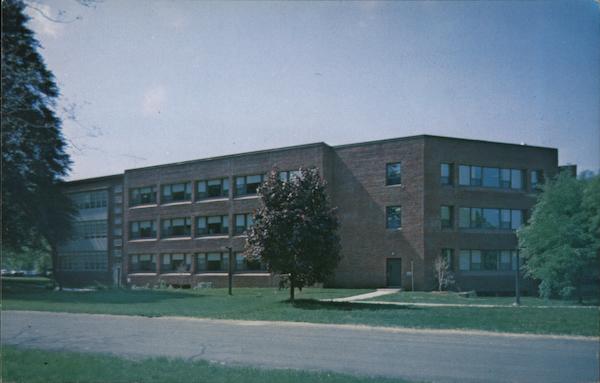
{"left": 386, "top": 258, "right": 402, "bottom": 287}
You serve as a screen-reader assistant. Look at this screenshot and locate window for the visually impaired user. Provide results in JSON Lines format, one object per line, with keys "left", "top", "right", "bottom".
{"left": 70, "top": 190, "right": 108, "bottom": 210}
{"left": 510, "top": 169, "right": 523, "bottom": 190}
{"left": 279, "top": 170, "right": 302, "bottom": 182}
{"left": 114, "top": 216, "right": 122, "bottom": 225}
{"left": 196, "top": 252, "right": 230, "bottom": 272}
{"left": 58, "top": 252, "right": 107, "bottom": 271}
{"left": 162, "top": 253, "right": 192, "bottom": 272}
{"left": 440, "top": 163, "right": 453, "bottom": 185}
{"left": 440, "top": 206, "right": 453, "bottom": 229}
{"left": 73, "top": 220, "right": 107, "bottom": 239}
{"left": 161, "top": 217, "right": 191, "bottom": 237}
{"left": 482, "top": 208, "right": 500, "bottom": 229}
{"left": 197, "top": 178, "right": 229, "bottom": 200}
{"left": 197, "top": 215, "right": 228, "bottom": 236}
{"left": 458, "top": 165, "right": 470, "bottom": 186}
{"left": 531, "top": 170, "right": 544, "bottom": 190}
{"left": 161, "top": 182, "right": 191, "bottom": 203}
{"left": 441, "top": 248, "right": 454, "bottom": 271}
{"left": 235, "top": 252, "right": 265, "bottom": 271}
{"left": 129, "top": 186, "right": 156, "bottom": 206}
{"left": 113, "top": 227, "right": 122, "bottom": 236}
{"left": 234, "top": 213, "right": 254, "bottom": 235}
{"left": 235, "top": 174, "right": 264, "bottom": 196}
{"left": 458, "top": 165, "right": 523, "bottom": 190}
{"left": 459, "top": 207, "right": 523, "bottom": 230}
{"left": 386, "top": 206, "right": 402, "bottom": 229}
{"left": 482, "top": 167, "right": 500, "bottom": 188}
{"left": 114, "top": 185, "right": 123, "bottom": 193}
{"left": 129, "top": 254, "right": 156, "bottom": 273}
{"left": 114, "top": 195, "right": 123, "bottom": 204}
{"left": 129, "top": 220, "right": 156, "bottom": 239}
{"left": 386, "top": 163, "right": 402, "bottom": 185}
{"left": 457, "top": 249, "right": 519, "bottom": 272}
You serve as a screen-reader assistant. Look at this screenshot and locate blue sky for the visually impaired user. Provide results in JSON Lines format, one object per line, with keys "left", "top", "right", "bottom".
{"left": 26, "top": 0, "right": 599, "bottom": 179}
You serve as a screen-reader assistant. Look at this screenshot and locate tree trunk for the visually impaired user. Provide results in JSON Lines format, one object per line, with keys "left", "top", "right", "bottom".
{"left": 50, "top": 242, "right": 62, "bottom": 290}
{"left": 289, "top": 274, "right": 295, "bottom": 303}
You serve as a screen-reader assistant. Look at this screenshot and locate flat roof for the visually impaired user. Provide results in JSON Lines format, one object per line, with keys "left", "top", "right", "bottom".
{"left": 64, "top": 134, "right": 558, "bottom": 183}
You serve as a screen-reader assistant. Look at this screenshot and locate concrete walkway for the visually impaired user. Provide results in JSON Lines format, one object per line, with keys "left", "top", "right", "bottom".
{"left": 351, "top": 300, "right": 600, "bottom": 309}
{"left": 3, "top": 310, "right": 599, "bottom": 383}
{"left": 324, "top": 288, "right": 400, "bottom": 302}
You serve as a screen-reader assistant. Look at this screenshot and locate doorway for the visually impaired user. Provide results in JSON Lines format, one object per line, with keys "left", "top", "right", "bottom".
{"left": 386, "top": 258, "right": 402, "bottom": 287}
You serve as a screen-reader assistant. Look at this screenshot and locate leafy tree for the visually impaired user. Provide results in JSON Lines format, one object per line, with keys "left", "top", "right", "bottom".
{"left": 518, "top": 172, "right": 600, "bottom": 302}
{"left": 1, "top": 0, "right": 74, "bottom": 283}
{"left": 246, "top": 168, "right": 341, "bottom": 302}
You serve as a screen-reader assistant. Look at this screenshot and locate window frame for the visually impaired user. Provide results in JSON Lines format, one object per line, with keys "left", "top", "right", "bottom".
{"left": 440, "top": 206, "right": 453, "bottom": 229}
{"left": 386, "top": 162, "right": 402, "bottom": 186}
{"left": 161, "top": 182, "right": 192, "bottom": 204}
{"left": 129, "top": 254, "right": 157, "bottom": 273}
{"left": 234, "top": 213, "right": 254, "bottom": 235}
{"left": 196, "top": 252, "right": 230, "bottom": 272}
{"left": 161, "top": 217, "right": 192, "bottom": 238}
{"left": 129, "top": 220, "right": 156, "bottom": 240}
{"left": 235, "top": 174, "right": 265, "bottom": 196}
{"left": 386, "top": 206, "right": 402, "bottom": 229}
{"left": 196, "top": 178, "right": 229, "bottom": 200}
{"left": 440, "top": 163, "right": 453, "bottom": 185}
{"left": 161, "top": 253, "right": 192, "bottom": 273}
{"left": 196, "top": 215, "right": 229, "bottom": 236}
{"left": 129, "top": 186, "right": 157, "bottom": 207}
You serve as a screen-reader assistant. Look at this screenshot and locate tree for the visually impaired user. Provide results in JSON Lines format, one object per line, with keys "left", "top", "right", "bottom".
{"left": 518, "top": 172, "right": 600, "bottom": 302}
{"left": 1, "top": 0, "right": 74, "bottom": 284}
{"left": 246, "top": 168, "right": 341, "bottom": 302}
{"left": 433, "top": 255, "right": 454, "bottom": 292}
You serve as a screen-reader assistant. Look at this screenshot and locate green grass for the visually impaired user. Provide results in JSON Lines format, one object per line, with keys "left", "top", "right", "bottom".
{"left": 2, "top": 279, "right": 598, "bottom": 336}
{"left": 368, "top": 291, "right": 600, "bottom": 307}
{"left": 1, "top": 346, "right": 411, "bottom": 383}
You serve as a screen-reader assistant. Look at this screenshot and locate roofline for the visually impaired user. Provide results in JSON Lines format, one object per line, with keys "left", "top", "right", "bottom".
{"left": 123, "top": 141, "right": 330, "bottom": 173}
{"left": 61, "top": 173, "right": 123, "bottom": 186}
{"left": 332, "top": 134, "right": 558, "bottom": 151}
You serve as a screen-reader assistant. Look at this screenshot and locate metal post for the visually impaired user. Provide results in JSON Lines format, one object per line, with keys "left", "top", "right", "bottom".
{"left": 411, "top": 260, "right": 415, "bottom": 292}
{"left": 515, "top": 253, "right": 521, "bottom": 305}
{"left": 227, "top": 246, "right": 233, "bottom": 296}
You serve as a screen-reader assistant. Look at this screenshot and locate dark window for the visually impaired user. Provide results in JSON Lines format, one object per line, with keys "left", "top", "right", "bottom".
{"left": 161, "top": 253, "right": 191, "bottom": 272}
{"left": 531, "top": 170, "right": 544, "bottom": 190}
{"left": 161, "top": 182, "right": 191, "bottom": 203}
{"left": 441, "top": 206, "right": 453, "bottom": 229}
{"left": 500, "top": 168, "right": 511, "bottom": 188}
{"left": 470, "top": 166, "right": 482, "bottom": 186}
{"left": 235, "top": 252, "right": 265, "bottom": 271}
{"left": 459, "top": 249, "right": 519, "bottom": 272}
{"left": 129, "top": 254, "right": 156, "bottom": 273}
{"left": 234, "top": 213, "right": 254, "bottom": 235}
{"left": 440, "top": 163, "right": 453, "bottom": 185}
{"left": 197, "top": 215, "right": 228, "bottom": 236}
{"left": 129, "top": 186, "right": 156, "bottom": 206}
{"left": 482, "top": 250, "right": 498, "bottom": 270}
{"left": 510, "top": 169, "right": 523, "bottom": 190}
{"left": 482, "top": 208, "right": 500, "bottom": 229}
{"left": 459, "top": 207, "right": 522, "bottom": 230}
{"left": 161, "top": 217, "right": 191, "bottom": 237}
{"left": 386, "top": 206, "right": 402, "bottom": 229}
{"left": 470, "top": 250, "right": 482, "bottom": 270}
{"left": 482, "top": 167, "right": 500, "bottom": 188}
{"left": 441, "top": 248, "right": 454, "bottom": 271}
{"left": 279, "top": 170, "right": 302, "bottom": 182}
{"left": 129, "top": 220, "right": 156, "bottom": 239}
{"left": 458, "top": 165, "right": 470, "bottom": 185}
{"left": 196, "top": 252, "right": 230, "bottom": 272}
{"left": 197, "top": 179, "right": 229, "bottom": 200}
{"left": 386, "top": 163, "right": 402, "bottom": 185}
{"left": 235, "top": 175, "right": 264, "bottom": 196}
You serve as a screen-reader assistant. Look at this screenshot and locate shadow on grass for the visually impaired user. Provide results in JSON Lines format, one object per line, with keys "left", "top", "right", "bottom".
{"left": 2, "top": 285, "right": 202, "bottom": 305}
{"left": 289, "top": 299, "right": 421, "bottom": 311}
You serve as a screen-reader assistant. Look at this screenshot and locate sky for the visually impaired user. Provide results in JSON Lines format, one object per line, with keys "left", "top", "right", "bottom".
{"left": 24, "top": 0, "right": 600, "bottom": 180}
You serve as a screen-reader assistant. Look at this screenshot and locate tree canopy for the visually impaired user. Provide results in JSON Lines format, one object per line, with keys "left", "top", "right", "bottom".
{"left": 246, "top": 168, "right": 341, "bottom": 301}
{"left": 518, "top": 172, "right": 600, "bottom": 301}
{"left": 1, "top": 0, "right": 73, "bottom": 254}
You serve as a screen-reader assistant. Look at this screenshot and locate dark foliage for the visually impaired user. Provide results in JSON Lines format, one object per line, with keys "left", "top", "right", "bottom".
{"left": 246, "top": 167, "right": 341, "bottom": 301}
{"left": 1, "top": 0, "right": 74, "bottom": 255}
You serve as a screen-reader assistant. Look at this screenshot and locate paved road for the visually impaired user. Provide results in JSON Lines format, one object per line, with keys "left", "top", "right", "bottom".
{"left": 2, "top": 311, "right": 598, "bottom": 383}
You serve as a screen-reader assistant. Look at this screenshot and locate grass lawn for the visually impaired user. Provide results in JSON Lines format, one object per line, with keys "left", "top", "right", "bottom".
{"left": 367, "top": 291, "right": 600, "bottom": 307}
{"left": 1, "top": 346, "right": 411, "bottom": 383}
{"left": 2, "top": 278, "right": 598, "bottom": 336}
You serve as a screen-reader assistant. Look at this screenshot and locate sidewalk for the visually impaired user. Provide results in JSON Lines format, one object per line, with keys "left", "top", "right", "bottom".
{"left": 323, "top": 288, "right": 400, "bottom": 302}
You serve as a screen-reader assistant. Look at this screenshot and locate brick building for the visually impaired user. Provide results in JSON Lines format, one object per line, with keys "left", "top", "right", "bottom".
{"left": 58, "top": 135, "right": 562, "bottom": 292}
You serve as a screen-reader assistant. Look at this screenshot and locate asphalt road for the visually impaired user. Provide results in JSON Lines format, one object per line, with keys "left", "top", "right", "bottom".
{"left": 2, "top": 310, "right": 598, "bottom": 383}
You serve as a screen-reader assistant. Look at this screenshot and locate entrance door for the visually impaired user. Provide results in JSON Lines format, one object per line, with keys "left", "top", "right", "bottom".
{"left": 386, "top": 258, "right": 402, "bottom": 287}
